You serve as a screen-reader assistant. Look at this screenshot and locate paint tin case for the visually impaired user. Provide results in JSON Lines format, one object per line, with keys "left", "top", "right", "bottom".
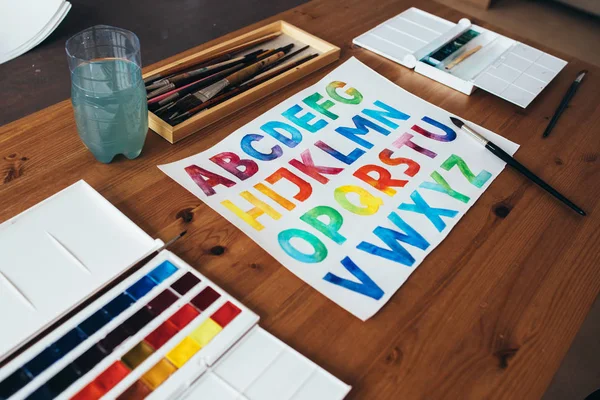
{"left": 353, "top": 7, "right": 568, "bottom": 108}
{"left": 0, "top": 181, "right": 350, "bottom": 399}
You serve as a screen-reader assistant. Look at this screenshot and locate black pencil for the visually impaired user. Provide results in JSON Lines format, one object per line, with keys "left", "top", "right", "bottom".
{"left": 450, "top": 117, "right": 586, "bottom": 216}
{"left": 542, "top": 70, "right": 587, "bottom": 138}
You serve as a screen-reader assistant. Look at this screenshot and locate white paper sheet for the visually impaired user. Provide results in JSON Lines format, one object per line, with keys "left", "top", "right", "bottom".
{"left": 160, "top": 57, "right": 519, "bottom": 320}
{"left": 0, "top": 0, "right": 71, "bottom": 64}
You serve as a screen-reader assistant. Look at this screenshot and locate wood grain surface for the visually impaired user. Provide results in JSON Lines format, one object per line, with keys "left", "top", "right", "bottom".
{"left": 1, "top": 0, "right": 599, "bottom": 399}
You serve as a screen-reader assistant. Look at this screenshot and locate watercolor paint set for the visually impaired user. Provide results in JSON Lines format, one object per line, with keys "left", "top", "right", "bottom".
{"left": 0, "top": 181, "right": 350, "bottom": 399}
{"left": 353, "top": 7, "right": 567, "bottom": 107}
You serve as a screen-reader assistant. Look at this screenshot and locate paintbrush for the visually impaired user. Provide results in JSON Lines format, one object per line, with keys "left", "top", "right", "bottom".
{"left": 450, "top": 117, "right": 586, "bottom": 216}
{"left": 148, "top": 63, "right": 247, "bottom": 112}
{"left": 150, "top": 47, "right": 294, "bottom": 114}
{"left": 148, "top": 80, "right": 201, "bottom": 105}
{"left": 146, "top": 49, "right": 264, "bottom": 93}
{"left": 143, "top": 32, "right": 282, "bottom": 85}
{"left": 146, "top": 50, "right": 262, "bottom": 95}
{"left": 169, "top": 53, "right": 318, "bottom": 125}
{"left": 173, "top": 50, "right": 290, "bottom": 113}
{"left": 147, "top": 44, "right": 294, "bottom": 94}
{"left": 445, "top": 45, "right": 482, "bottom": 70}
{"left": 250, "top": 45, "right": 309, "bottom": 77}
{"left": 148, "top": 61, "right": 252, "bottom": 104}
{"left": 174, "top": 43, "right": 293, "bottom": 84}
{"left": 542, "top": 70, "right": 587, "bottom": 138}
{"left": 153, "top": 101, "right": 177, "bottom": 116}
{"left": 253, "top": 43, "right": 294, "bottom": 60}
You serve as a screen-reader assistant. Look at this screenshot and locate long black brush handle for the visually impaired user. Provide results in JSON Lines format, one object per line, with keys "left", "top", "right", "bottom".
{"left": 542, "top": 83, "right": 577, "bottom": 137}
{"left": 542, "top": 70, "right": 586, "bottom": 138}
{"left": 485, "top": 141, "right": 585, "bottom": 216}
{"left": 450, "top": 117, "right": 586, "bottom": 217}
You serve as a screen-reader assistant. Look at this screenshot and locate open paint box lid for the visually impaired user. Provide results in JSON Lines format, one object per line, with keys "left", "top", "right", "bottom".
{"left": 353, "top": 7, "right": 567, "bottom": 107}
{"left": 0, "top": 180, "right": 163, "bottom": 363}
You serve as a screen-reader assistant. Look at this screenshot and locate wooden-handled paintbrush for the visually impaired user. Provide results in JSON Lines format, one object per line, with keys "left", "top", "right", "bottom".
{"left": 146, "top": 49, "right": 264, "bottom": 94}
{"left": 172, "top": 47, "right": 292, "bottom": 113}
{"left": 169, "top": 53, "right": 318, "bottom": 125}
{"left": 148, "top": 63, "right": 247, "bottom": 112}
{"left": 153, "top": 44, "right": 296, "bottom": 115}
{"left": 143, "top": 32, "right": 282, "bottom": 85}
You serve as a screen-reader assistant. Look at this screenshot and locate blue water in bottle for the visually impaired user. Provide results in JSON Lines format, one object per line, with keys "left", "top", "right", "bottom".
{"left": 71, "top": 59, "right": 148, "bottom": 163}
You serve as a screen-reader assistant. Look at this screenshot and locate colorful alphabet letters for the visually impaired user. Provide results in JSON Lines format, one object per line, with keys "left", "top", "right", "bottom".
{"left": 160, "top": 58, "right": 519, "bottom": 320}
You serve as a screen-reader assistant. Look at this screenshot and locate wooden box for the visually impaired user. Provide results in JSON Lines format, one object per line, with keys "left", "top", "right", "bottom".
{"left": 145, "top": 21, "right": 341, "bottom": 143}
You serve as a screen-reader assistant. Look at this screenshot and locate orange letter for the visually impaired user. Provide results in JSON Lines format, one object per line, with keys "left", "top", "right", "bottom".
{"left": 353, "top": 165, "right": 408, "bottom": 196}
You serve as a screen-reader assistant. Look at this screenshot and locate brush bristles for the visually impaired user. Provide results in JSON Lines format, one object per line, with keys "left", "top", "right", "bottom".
{"left": 450, "top": 117, "right": 464, "bottom": 128}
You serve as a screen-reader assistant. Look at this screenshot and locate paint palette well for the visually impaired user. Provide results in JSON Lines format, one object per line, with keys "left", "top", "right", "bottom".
{"left": 181, "top": 326, "right": 350, "bottom": 400}
{"left": 0, "top": 251, "right": 349, "bottom": 400}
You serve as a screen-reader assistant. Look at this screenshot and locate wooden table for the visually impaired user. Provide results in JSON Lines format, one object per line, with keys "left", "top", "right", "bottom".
{"left": 1, "top": 0, "right": 599, "bottom": 398}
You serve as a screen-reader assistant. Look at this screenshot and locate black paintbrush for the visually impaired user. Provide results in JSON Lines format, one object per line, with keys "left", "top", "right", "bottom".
{"left": 450, "top": 117, "right": 585, "bottom": 216}
{"left": 542, "top": 70, "right": 587, "bottom": 138}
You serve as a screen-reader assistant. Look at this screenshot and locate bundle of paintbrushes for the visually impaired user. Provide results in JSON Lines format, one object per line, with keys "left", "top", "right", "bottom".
{"left": 145, "top": 34, "right": 318, "bottom": 126}
{"left": 169, "top": 52, "right": 319, "bottom": 125}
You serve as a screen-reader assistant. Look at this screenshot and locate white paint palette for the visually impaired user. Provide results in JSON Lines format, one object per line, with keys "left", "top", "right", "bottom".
{"left": 353, "top": 7, "right": 567, "bottom": 107}
{"left": 0, "top": 181, "right": 161, "bottom": 363}
{"left": 0, "top": 181, "right": 350, "bottom": 399}
{"left": 183, "top": 326, "right": 350, "bottom": 400}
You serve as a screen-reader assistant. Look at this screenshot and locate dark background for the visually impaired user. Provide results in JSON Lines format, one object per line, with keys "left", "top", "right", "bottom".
{"left": 0, "top": 0, "right": 307, "bottom": 126}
